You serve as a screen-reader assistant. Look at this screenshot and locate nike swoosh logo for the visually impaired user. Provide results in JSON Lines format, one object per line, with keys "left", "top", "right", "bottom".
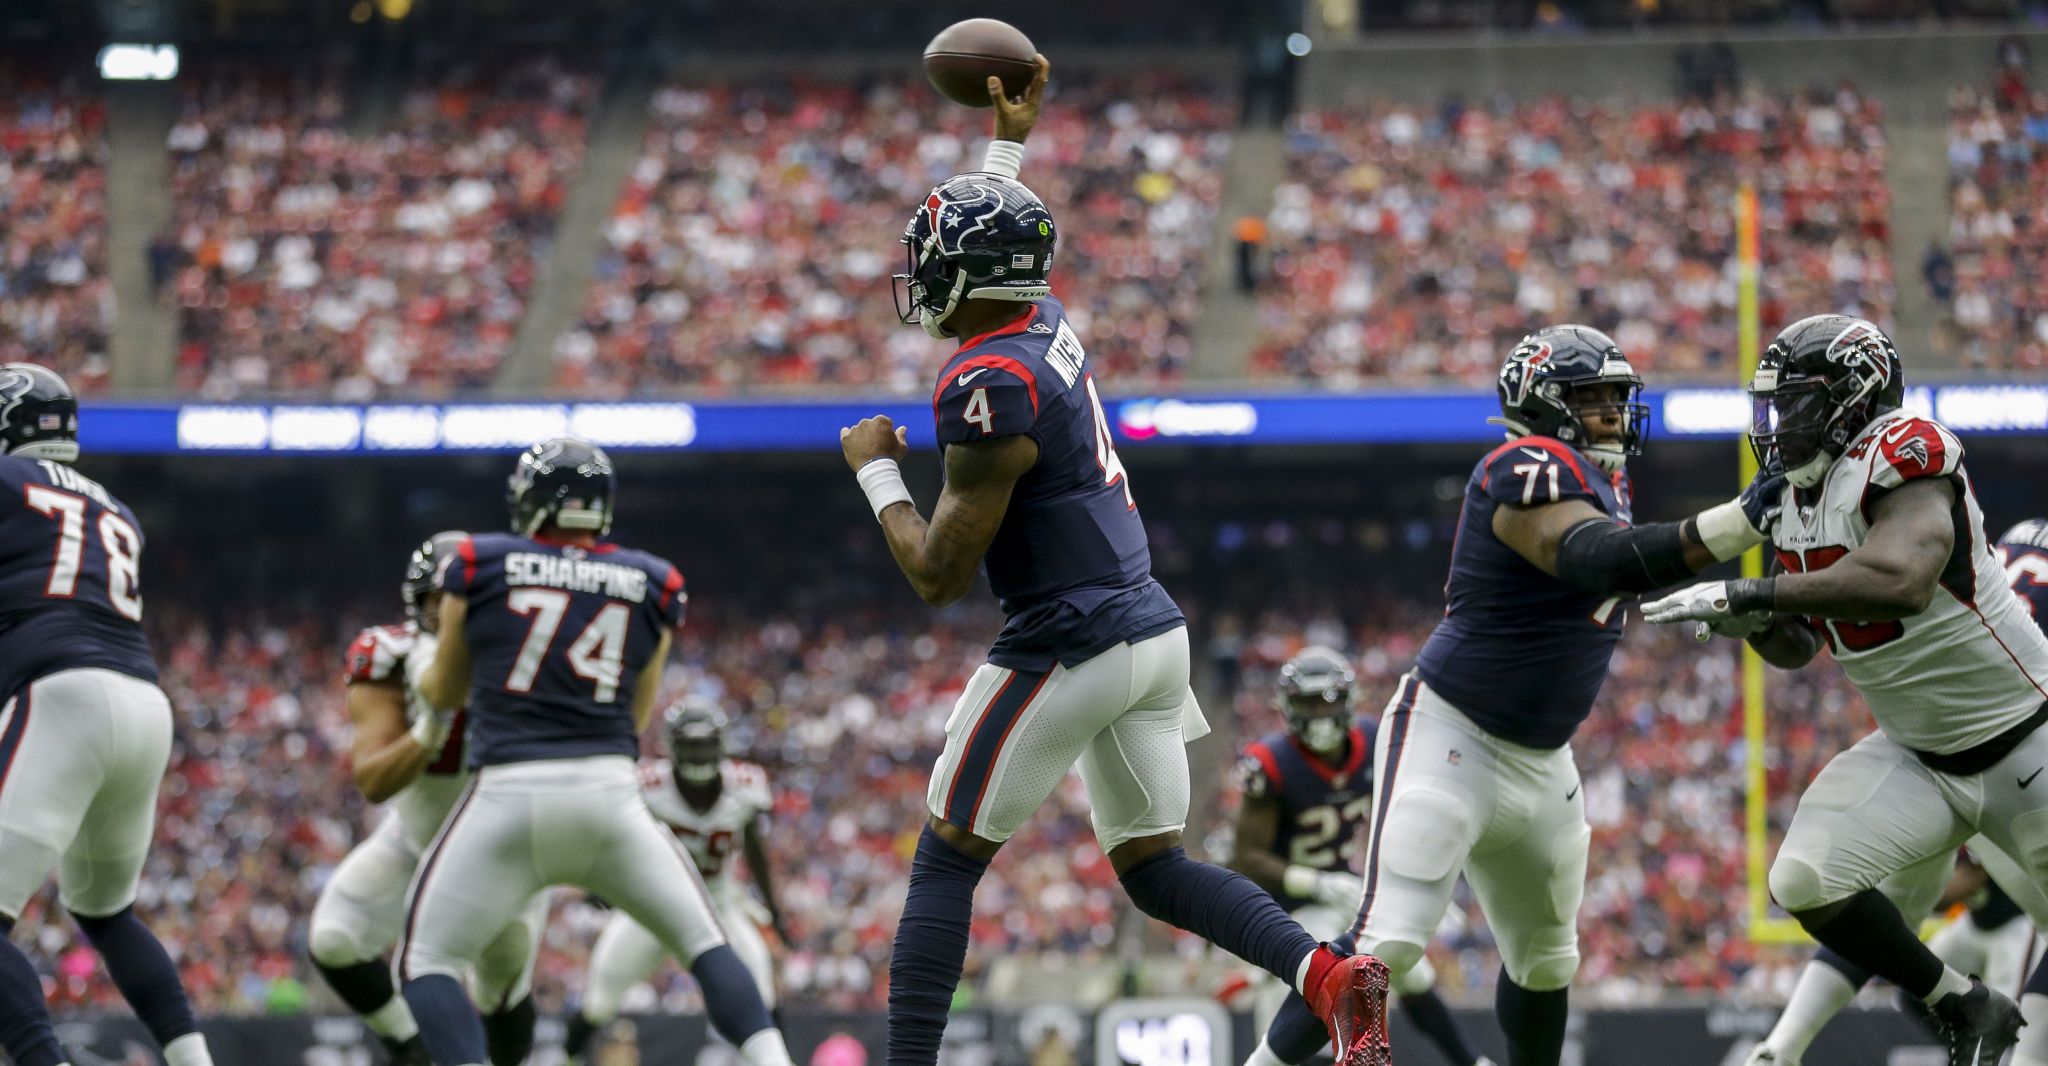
{"left": 1519, "top": 447, "right": 1551, "bottom": 461}
{"left": 2022, "top": 768, "right": 2043, "bottom": 789}
{"left": 1566, "top": 785, "right": 1580, "bottom": 801}
{"left": 957, "top": 368, "right": 990, "bottom": 386}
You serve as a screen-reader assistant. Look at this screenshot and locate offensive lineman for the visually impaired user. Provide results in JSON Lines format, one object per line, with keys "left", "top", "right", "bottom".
{"left": 840, "top": 60, "right": 1392, "bottom": 1066}
{"left": 0, "top": 365, "right": 215, "bottom": 1066}
{"left": 1744, "top": 517, "right": 2048, "bottom": 1066}
{"left": 1256, "top": 327, "right": 1784, "bottom": 1066}
{"left": 313, "top": 534, "right": 548, "bottom": 1066}
{"left": 397, "top": 439, "right": 793, "bottom": 1066}
{"left": 564, "top": 697, "right": 788, "bottom": 1063}
{"left": 1647, "top": 316, "right": 2048, "bottom": 1065}
{"left": 1231, "top": 649, "right": 1492, "bottom": 1066}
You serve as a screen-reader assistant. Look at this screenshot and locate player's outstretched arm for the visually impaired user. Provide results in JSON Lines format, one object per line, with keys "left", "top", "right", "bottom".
{"left": 841, "top": 414, "right": 1039, "bottom": 607}
{"left": 345, "top": 679, "right": 435, "bottom": 803}
{"left": 418, "top": 593, "right": 474, "bottom": 710}
{"left": 1493, "top": 467, "right": 1783, "bottom": 599}
{"left": 742, "top": 816, "right": 792, "bottom": 943}
{"left": 989, "top": 54, "right": 1048, "bottom": 142}
{"left": 630, "top": 629, "right": 672, "bottom": 734}
{"left": 1225, "top": 788, "right": 1292, "bottom": 898}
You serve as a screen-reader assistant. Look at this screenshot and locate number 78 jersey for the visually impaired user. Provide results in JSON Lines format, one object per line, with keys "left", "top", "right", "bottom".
{"left": 439, "top": 531, "right": 685, "bottom": 767}
{"left": 1771, "top": 412, "right": 2048, "bottom": 756}
{"left": 931, "top": 295, "right": 1183, "bottom": 672}
{"left": 0, "top": 454, "right": 157, "bottom": 701}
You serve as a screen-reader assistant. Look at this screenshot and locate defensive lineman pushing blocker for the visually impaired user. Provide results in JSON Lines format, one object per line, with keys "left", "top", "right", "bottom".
{"left": 1648, "top": 317, "right": 2048, "bottom": 1066}
{"left": 396, "top": 439, "right": 794, "bottom": 1066}
{"left": 311, "top": 534, "right": 548, "bottom": 1066}
{"left": 564, "top": 698, "right": 789, "bottom": 1064}
{"left": 1231, "top": 649, "right": 1492, "bottom": 1066}
{"left": 841, "top": 69, "right": 1392, "bottom": 1066}
{"left": 1255, "top": 327, "right": 1783, "bottom": 1066}
{"left": 0, "top": 365, "right": 216, "bottom": 1066}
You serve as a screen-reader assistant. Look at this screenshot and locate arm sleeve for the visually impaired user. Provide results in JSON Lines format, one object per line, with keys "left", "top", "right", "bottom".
{"left": 1477, "top": 441, "right": 1605, "bottom": 509}
{"left": 934, "top": 363, "right": 1039, "bottom": 445}
{"left": 654, "top": 563, "right": 687, "bottom": 628}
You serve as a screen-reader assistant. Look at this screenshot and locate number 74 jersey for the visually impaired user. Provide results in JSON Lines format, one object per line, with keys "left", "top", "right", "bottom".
{"left": 0, "top": 454, "right": 157, "bottom": 701}
{"left": 1771, "top": 411, "right": 2048, "bottom": 756}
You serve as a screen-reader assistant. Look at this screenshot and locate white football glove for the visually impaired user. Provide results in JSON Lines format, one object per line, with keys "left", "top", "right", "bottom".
{"left": 1642, "top": 578, "right": 1775, "bottom": 626}
{"left": 402, "top": 631, "right": 454, "bottom": 753}
{"left": 1312, "top": 871, "right": 1365, "bottom": 911}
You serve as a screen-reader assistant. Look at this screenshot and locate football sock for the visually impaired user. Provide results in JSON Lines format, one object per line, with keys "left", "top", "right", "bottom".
{"left": 887, "top": 827, "right": 990, "bottom": 1066}
{"left": 2011, "top": 957, "right": 2048, "bottom": 1066}
{"left": 314, "top": 957, "right": 418, "bottom": 1039}
{"left": 401, "top": 973, "right": 489, "bottom": 1066}
{"left": 1117, "top": 848, "right": 1321, "bottom": 988}
{"left": 1495, "top": 970, "right": 1568, "bottom": 1066}
{"left": 738, "top": 1027, "right": 797, "bottom": 1066}
{"left": 0, "top": 922, "right": 66, "bottom": 1066}
{"left": 1762, "top": 956, "right": 1862, "bottom": 1059}
{"left": 1242, "top": 1035, "right": 1289, "bottom": 1066}
{"left": 162, "top": 1033, "right": 214, "bottom": 1066}
{"left": 1797, "top": 890, "right": 1946, "bottom": 1001}
{"left": 1259, "top": 989, "right": 1331, "bottom": 1064}
{"left": 563, "top": 1012, "right": 601, "bottom": 1060}
{"left": 692, "top": 945, "right": 775, "bottom": 1047}
{"left": 70, "top": 907, "right": 200, "bottom": 1047}
{"left": 482, "top": 994, "right": 535, "bottom": 1066}
{"left": 1402, "top": 988, "right": 1484, "bottom": 1066}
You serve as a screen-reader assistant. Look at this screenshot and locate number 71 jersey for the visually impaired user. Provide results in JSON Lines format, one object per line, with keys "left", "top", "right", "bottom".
{"left": 1771, "top": 411, "right": 2048, "bottom": 756}
{"left": 439, "top": 531, "right": 685, "bottom": 767}
{"left": 0, "top": 454, "right": 157, "bottom": 701}
{"left": 931, "top": 295, "right": 1183, "bottom": 672}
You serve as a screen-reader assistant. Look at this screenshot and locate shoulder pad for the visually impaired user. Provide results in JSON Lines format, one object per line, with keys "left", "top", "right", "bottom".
{"left": 1477, "top": 436, "right": 1602, "bottom": 508}
{"left": 1235, "top": 741, "right": 1283, "bottom": 799}
{"left": 934, "top": 355, "right": 1039, "bottom": 445}
{"left": 1866, "top": 417, "right": 1962, "bottom": 490}
{"left": 435, "top": 533, "right": 482, "bottom": 595}
{"left": 655, "top": 562, "right": 687, "bottom": 627}
{"left": 344, "top": 624, "right": 412, "bottom": 684}
{"left": 726, "top": 760, "right": 773, "bottom": 810}
{"left": 637, "top": 759, "right": 673, "bottom": 795}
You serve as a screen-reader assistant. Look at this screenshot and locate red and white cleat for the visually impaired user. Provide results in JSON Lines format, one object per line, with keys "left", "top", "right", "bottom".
{"left": 1302, "top": 945, "right": 1393, "bottom": 1066}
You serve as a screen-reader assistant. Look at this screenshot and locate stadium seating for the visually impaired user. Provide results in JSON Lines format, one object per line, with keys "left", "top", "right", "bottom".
{"left": 1936, "top": 73, "right": 2048, "bottom": 371}
{"left": 165, "top": 57, "right": 596, "bottom": 398}
{"left": 552, "top": 73, "right": 1232, "bottom": 395}
{"left": 0, "top": 71, "right": 111, "bottom": 391}
{"left": 1251, "top": 90, "right": 1895, "bottom": 386}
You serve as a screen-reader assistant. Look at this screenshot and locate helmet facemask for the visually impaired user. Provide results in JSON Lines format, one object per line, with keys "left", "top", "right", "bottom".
{"left": 1285, "top": 691, "right": 1351, "bottom": 757}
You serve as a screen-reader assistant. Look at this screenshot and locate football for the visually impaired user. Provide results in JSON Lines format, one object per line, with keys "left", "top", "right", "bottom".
{"left": 922, "top": 18, "right": 1037, "bottom": 108}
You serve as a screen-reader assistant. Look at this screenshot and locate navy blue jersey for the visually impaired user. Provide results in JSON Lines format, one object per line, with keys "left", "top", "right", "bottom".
{"left": 2001, "top": 541, "right": 2048, "bottom": 623}
{"left": 440, "top": 531, "right": 685, "bottom": 767}
{"left": 1236, "top": 718, "right": 1377, "bottom": 909}
{"left": 0, "top": 455, "right": 157, "bottom": 701}
{"left": 931, "top": 295, "right": 1182, "bottom": 671}
{"left": 1412, "top": 436, "right": 1634, "bottom": 749}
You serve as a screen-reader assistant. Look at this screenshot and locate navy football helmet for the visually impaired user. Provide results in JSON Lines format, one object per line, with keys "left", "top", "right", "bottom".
{"left": 1750, "top": 315, "right": 1903, "bottom": 489}
{"left": 508, "top": 438, "right": 615, "bottom": 536}
{"left": 0, "top": 363, "right": 80, "bottom": 463}
{"left": 665, "top": 697, "right": 728, "bottom": 786}
{"left": 401, "top": 530, "right": 468, "bottom": 630}
{"left": 1493, "top": 326, "right": 1646, "bottom": 475}
{"left": 1999, "top": 519, "right": 2048, "bottom": 552}
{"left": 1277, "top": 646, "right": 1355, "bottom": 757}
{"left": 893, "top": 173, "right": 1055, "bottom": 340}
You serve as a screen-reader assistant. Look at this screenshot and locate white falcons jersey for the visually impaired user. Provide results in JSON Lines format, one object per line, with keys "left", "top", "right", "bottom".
{"left": 1771, "top": 411, "right": 2048, "bottom": 755}
{"left": 640, "top": 758, "right": 772, "bottom": 897}
{"left": 343, "top": 622, "right": 470, "bottom": 853}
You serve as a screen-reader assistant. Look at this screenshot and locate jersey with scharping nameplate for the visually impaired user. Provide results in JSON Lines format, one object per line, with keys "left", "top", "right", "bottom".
{"left": 343, "top": 621, "right": 473, "bottom": 851}
{"left": 1411, "top": 436, "right": 1635, "bottom": 750}
{"left": 1235, "top": 718, "right": 1378, "bottom": 910}
{"left": 1771, "top": 411, "right": 2048, "bottom": 756}
{"left": 439, "top": 531, "right": 685, "bottom": 767}
{"left": 931, "top": 295, "right": 1183, "bottom": 672}
{"left": 0, "top": 454, "right": 157, "bottom": 702}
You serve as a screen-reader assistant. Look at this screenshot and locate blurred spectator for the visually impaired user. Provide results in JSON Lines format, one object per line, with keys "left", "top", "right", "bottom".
{"left": 1234, "top": 215, "right": 1268, "bottom": 294}
{"left": 1931, "top": 73, "right": 2048, "bottom": 372}
{"left": 1252, "top": 87, "right": 1893, "bottom": 386}
{"left": 0, "top": 68, "right": 112, "bottom": 391}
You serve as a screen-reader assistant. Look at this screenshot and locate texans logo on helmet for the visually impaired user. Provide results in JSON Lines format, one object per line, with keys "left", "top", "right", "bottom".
{"left": 0, "top": 367, "right": 35, "bottom": 428}
{"left": 924, "top": 183, "right": 1010, "bottom": 257}
{"left": 1500, "top": 340, "right": 1552, "bottom": 407}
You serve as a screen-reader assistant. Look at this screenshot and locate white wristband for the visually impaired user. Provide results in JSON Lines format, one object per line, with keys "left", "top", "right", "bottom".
{"left": 1282, "top": 865, "right": 1322, "bottom": 899}
{"left": 1695, "top": 498, "right": 1767, "bottom": 562}
{"left": 982, "top": 139, "right": 1025, "bottom": 179}
{"left": 409, "top": 708, "right": 450, "bottom": 753}
{"left": 857, "top": 458, "right": 914, "bottom": 520}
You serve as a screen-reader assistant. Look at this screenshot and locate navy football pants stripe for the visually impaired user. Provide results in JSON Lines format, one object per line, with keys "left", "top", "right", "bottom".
{"left": 399, "top": 777, "right": 479, "bottom": 981}
{"left": 943, "top": 668, "right": 1050, "bottom": 832}
{"left": 0, "top": 690, "right": 32, "bottom": 803}
{"left": 1353, "top": 675, "right": 1417, "bottom": 937}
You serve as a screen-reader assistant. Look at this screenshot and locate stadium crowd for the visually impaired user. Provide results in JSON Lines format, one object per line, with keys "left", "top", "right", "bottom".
{"left": 1251, "top": 88, "right": 1895, "bottom": 386}
{"left": 2, "top": 591, "right": 1864, "bottom": 1015}
{"left": 0, "top": 70, "right": 111, "bottom": 392}
{"left": 163, "top": 56, "right": 596, "bottom": 399}
{"left": 1934, "top": 68, "right": 2048, "bottom": 372}
{"left": 552, "top": 73, "right": 1232, "bottom": 394}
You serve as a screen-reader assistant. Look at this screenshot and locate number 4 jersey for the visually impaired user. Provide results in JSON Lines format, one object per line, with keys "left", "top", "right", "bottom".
{"left": 930, "top": 295, "right": 1182, "bottom": 672}
{"left": 439, "top": 531, "right": 685, "bottom": 767}
{"left": 1772, "top": 411, "right": 2048, "bottom": 756}
{"left": 0, "top": 454, "right": 156, "bottom": 701}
